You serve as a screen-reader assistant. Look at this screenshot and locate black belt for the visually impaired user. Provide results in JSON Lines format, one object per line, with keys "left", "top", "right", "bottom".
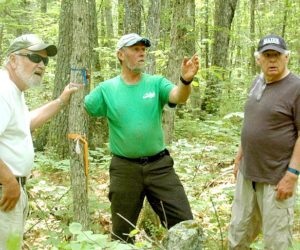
{"left": 0, "top": 177, "right": 26, "bottom": 187}
{"left": 114, "top": 149, "right": 169, "bottom": 165}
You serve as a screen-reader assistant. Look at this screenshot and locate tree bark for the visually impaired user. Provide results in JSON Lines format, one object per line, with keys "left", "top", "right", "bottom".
{"left": 68, "top": 0, "right": 91, "bottom": 230}
{"left": 40, "top": 0, "right": 47, "bottom": 13}
{"left": 123, "top": 0, "right": 142, "bottom": 34}
{"left": 118, "top": 0, "right": 124, "bottom": 36}
{"left": 203, "top": 0, "right": 209, "bottom": 72}
{"left": 104, "top": 0, "right": 114, "bottom": 38}
{"left": 250, "top": 0, "right": 256, "bottom": 75}
{"left": 145, "top": 0, "right": 161, "bottom": 74}
{"left": 201, "top": 0, "right": 238, "bottom": 114}
{"left": 282, "top": 0, "right": 289, "bottom": 38}
{"left": 47, "top": 0, "right": 73, "bottom": 158}
{"left": 0, "top": 25, "right": 3, "bottom": 65}
{"left": 160, "top": 0, "right": 172, "bottom": 51}
{"left": 164, "top": 0, "right": 196, "bottom": 144}
{"left": 185, "top": 0, "right": 200, "bottom": 118}
{"left": 88, "top": 0, "right": 109, "bottom": 149}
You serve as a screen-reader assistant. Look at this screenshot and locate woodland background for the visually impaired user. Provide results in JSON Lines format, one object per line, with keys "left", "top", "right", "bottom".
{"left": 0, "top": 0, "right": 300, "bottom": 249}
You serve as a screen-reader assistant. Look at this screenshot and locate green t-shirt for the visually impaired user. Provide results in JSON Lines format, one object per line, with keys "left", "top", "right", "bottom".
{"left": 84, "top": 73, "right": 175, "bottom": 158}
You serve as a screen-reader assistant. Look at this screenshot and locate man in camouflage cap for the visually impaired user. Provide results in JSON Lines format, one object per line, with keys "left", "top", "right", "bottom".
{"left": 0, "top": 34, "right": 81, "bottom": 249}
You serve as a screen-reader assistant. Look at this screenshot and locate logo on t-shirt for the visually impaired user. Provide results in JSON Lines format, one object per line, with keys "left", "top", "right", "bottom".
{"left": 143, "top": 92, "right": 155, "bottom": 99}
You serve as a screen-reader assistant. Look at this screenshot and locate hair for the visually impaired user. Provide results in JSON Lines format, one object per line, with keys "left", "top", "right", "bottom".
{"left": 254, "top": 50, "right": 291, "bottom": 59}
{"left": 2, "top": 55, "right": 10, "bottom": 68}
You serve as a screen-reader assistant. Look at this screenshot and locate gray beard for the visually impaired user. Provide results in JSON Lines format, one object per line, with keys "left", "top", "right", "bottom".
{"left": 15, "top": 66, "right": 43, "bottom": 88}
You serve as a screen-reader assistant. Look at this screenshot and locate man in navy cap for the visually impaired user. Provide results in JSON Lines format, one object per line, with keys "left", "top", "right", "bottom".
{"left": 0, "top": 34, "right": 81, "bottom": 249}
{"left": 85, "top": 33, "right": 199, "bottom": 242}
{"left": 228, "top": 34, "right": 299, "bottom": 249}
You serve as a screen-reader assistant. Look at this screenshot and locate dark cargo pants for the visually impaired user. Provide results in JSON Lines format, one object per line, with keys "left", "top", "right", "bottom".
{"left": 108, "top": 153, "right": 193, "bottom": 242}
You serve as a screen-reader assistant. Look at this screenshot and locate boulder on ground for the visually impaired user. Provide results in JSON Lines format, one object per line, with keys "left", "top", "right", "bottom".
{"left": 163, "top": 220, "right": 203, "bottom": 250}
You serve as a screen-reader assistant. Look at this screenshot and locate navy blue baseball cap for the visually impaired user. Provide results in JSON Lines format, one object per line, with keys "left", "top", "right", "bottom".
{"left": 257, "top": 34, "right": 288, "bottom": 53}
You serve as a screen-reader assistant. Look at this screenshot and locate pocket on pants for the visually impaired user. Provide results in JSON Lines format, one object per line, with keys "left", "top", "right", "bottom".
{"left": 274, "top": 195, "right": 295, "bottom": 209}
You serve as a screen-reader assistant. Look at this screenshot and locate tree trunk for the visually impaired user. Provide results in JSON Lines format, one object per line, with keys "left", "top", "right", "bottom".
{"left": 164, "top": 0, "right": 195, "bottom": 144}
{"left": 160, "top": 0, "right": 172, "bottom": 52}
{"left": 118, "top": 0, "right": 124, "bottom": 36}
{"left": 0, "top": 25, "right": 3, "bottom": 65}
{"left": 87, "top": 0, "right": 108, "bottom": 150}
{"left": 104, "top": 0, "right": 114, "bottom": 38}
{"left": 123, "top": 0, "right": 142, "bottom": 34}
{"left": 145, "top": 0, "right": 161, "bottom": 74}
{"left": 138, "top": 0, "right": 163, "bottom": 233}
{"left": 68, "top": 0, "right": 91, "bottom": 230}
{"left": 201, "top": 0, "right": 238, "bottom": 114}
{"left": 40, "top": 0, "right": 47, "bottom": 13}
{"left": 203, "top": 0, "right": 209, "bottom": 72}
{"left": 185, "top": 0, "right": 200, "bottom": 118}
{"left": 250, "top": 0, "right": 256, "bottom": 75}
{"left": 100, "top": 8, "right": 106, "bottom": 45}
{"left": 47, "top": 0, "right": 73, "bottom": 158}
{"left": 282, "top": 0, "right": 289, "bottom": 38}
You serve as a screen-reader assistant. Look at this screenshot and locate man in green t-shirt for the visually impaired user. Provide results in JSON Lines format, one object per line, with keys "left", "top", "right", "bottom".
{"left": 85, "top": 33, "right": 199, "bottom": 242}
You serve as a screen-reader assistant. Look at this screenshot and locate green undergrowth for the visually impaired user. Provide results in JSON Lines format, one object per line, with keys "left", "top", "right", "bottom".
{"left": 24, "top": 112, "right": 300, "bottom": 249}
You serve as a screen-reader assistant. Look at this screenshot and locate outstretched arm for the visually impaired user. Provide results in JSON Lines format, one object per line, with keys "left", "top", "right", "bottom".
{"left": 30, "top": 83, "right": 82, "bottom": 131}
{"left": 169, "top": 53, "right": 199, "bottom": 104}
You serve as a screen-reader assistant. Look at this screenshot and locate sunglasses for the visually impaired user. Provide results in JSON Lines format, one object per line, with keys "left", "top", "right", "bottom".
{"left": 15, "top": 53, "right": 49, "bottom": 66}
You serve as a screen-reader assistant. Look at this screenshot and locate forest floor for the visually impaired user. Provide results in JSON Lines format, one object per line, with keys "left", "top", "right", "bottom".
{"left": 23, "top": 114, "right": 300, "bottom": 249}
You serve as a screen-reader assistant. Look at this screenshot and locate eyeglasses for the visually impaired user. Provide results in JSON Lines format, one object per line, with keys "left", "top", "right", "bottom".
{"left": 15, "top": 53, "right": 49, "bottom": 66}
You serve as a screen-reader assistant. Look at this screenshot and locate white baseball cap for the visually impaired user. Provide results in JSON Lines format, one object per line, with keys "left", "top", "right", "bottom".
{"left": 117, "top": 33, "right": 151, "bottom": 51}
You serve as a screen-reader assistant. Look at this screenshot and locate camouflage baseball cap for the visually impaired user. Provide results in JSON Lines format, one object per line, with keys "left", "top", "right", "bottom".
{"left": 6, "top": 34, "right": 57, "bottom": 56}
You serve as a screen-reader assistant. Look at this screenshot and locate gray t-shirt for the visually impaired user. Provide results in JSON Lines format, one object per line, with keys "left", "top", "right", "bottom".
{"left": 240, "top": 72, "right": 300, "bottom": 185}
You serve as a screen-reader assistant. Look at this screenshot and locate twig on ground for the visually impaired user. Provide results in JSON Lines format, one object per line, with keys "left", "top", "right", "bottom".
{"left": 210, "top": 196, "right": 224, "bottom": 250}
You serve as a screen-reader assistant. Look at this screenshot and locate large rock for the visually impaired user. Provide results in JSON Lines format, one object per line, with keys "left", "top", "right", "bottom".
{"left": 163, "top": 220, "right": 203, "bottom": 250}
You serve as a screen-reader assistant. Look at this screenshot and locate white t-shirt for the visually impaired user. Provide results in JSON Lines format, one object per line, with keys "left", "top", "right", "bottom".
{"left": 0, "top": 69, "right": 34, "bottom": 177}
